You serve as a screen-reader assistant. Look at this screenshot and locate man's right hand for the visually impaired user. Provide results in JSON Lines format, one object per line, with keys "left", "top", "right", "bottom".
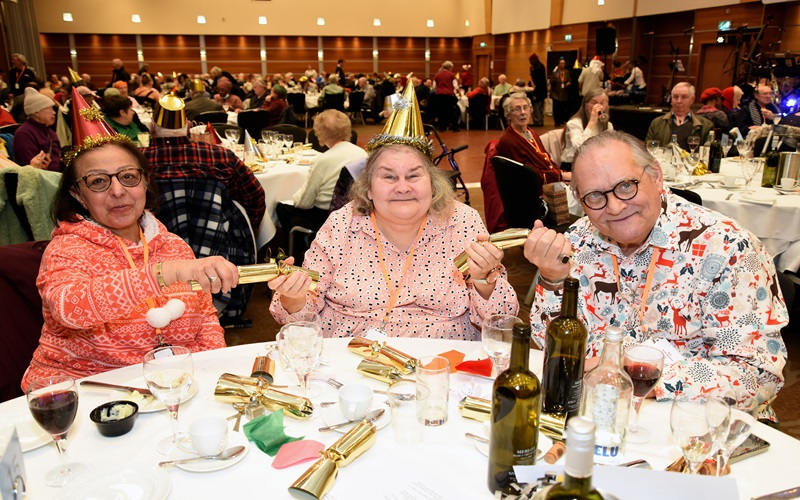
{"left": 523, "top": 220, "right": 573, "bottom": 283}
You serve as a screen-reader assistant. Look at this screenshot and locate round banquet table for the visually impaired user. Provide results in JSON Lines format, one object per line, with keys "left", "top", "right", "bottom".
{"left": 3, "top": 338, "right": 798, "bottom": 499}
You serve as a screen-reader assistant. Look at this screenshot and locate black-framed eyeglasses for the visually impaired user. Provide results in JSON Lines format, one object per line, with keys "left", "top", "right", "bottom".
{"left": 580, "top": 170, "right": 646, "bottom": 210}
{"left": 77, "top": 167, "right": 144, "bottom": 193}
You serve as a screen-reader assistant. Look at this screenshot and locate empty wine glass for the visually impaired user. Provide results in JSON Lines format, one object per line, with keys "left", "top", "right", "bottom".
{"left": 670, "top": 394, "right": 731, "bottom": 474}
{"left": 278, "top": 314, "right": 323, "bottom": 398}
{"left": 646, "top": 140, "right": 660, "bottom": 156}
{"left": 261, "top": 130, "right": 271, "bottom": 143}
{"left": 721, "top": 135, "right": 733, "bottom": 158}
{"left": 623, "top": 345, "right": 664, "bottom": 443}
{"left": 713, "top": 390, "right": 759, "bottom": 476}
{"left": 741, "top": 158, "right": 762, "bottom": 194}
{"left": 225, "top": 128, "right": 241, "bottom": 145}
{"left": 687, "top": 136, "right": 701, "bottom": 155}
{"left": 737, "top": 140, "right": 753, "bottom": 164}
{"left": 282, "top": 135, "right": 294, "bottom": 151}
{"left": 482, "top": 314, "right": 522, "bottom": 376}
{"left": 27, "top": 376, "right": 86, "bottom": 486}
{"left": 143, "top": 346, "right": 194, "bottom": 455}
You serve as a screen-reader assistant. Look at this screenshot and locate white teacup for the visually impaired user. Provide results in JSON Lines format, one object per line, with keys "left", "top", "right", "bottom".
{"left": 780, "top": 177, "right": 797, "bottom": 189}
{"left": 338, "top": 384, "right": 373, "bottom": 421}
{"left": 722, "top": 176, "right": 738, "bottom": 187}
{"left": 189, "top": 416, "right": 228, "bottom": 456}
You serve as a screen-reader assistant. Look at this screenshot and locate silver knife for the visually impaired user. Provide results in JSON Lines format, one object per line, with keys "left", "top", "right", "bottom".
{"left": 80, "top": 380, "right": 153, "bottom": 396}
{"left": 318, "top": 408, "right": 384, "bottom": 432}
{"left": 752, "top": 487, "right": 800, "bottom": 500}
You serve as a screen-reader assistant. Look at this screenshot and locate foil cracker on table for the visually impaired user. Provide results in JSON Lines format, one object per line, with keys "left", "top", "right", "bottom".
{"left": 347, "top": 337, "right": 417, "bottom": 374}
{"left": 356, "top": 359, "right": 415, "bottom": 385}
{"left": 539, "top": 412, "right": 567, "bottom": 442}
{"left": 458, "top": 396, "right": 491, "bottom": 422}
{"left": 214, "top": 373, "right": 314, "bottom": 420}
{"left": 288, "top": 419, "right": 376, "bottom": 500}
{"left": 189, "top": 261, "right": 320, "bottom": 292}
{"left": 453, "top": 228, "right": 531, "bottom": 273}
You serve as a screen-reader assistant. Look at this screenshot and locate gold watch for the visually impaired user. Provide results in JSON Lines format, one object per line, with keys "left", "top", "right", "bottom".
{"left": 472, "top": 267, "right": 499, "bottom": 285}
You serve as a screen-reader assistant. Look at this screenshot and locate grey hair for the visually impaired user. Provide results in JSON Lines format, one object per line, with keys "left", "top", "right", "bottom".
{"left": 442, "top": 61, "right": 453, "bottom": 70}
{"left": 11, "top": 53, "right": 28, "bottom": 64}
{"left": 503, "top": 92, "right": 531, "bottom": 118}
{"left": 571, "top": 130, "right": 660, "bottom": 197}
{"left": 328, "top": 74, "right": 339, "bottom": 85}
{"left": 673, "top": 82, "right": 695, "bottom": 98}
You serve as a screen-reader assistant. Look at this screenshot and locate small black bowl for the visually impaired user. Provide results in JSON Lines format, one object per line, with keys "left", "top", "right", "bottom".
{"left": 90, "top": 400, "right": 139, "bottom": 437}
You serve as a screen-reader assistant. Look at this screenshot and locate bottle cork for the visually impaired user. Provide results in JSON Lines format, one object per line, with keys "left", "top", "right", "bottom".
{"left": 544, "top": 441, "right": 566, "bottom": 464}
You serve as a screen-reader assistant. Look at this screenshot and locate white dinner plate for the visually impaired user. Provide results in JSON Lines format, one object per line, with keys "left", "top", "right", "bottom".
{"left": 473, "top": 421, "right": 549, "bottom": 460}
{"left": 175, "top": 432, "right": 250, "bottom": 473}
{"left": 300, "top": 150, "right": 319, "bottom": 157}
{"left": 701, "top": 173, "right": 725, "bottom": 183}
{"left": 322, "top": 402, "right": 391, "bottom": 434}
{"left": 110, "top": 378, "right": 199, "bottom": 413}
{"left": 0, "top": 409, "right": 51, "bottom": 452}
{"left": 55, "top": 464, "right": 171, "bottom": 500}
{"left": 717, "top": 184, "right": 743, "bottom": 190}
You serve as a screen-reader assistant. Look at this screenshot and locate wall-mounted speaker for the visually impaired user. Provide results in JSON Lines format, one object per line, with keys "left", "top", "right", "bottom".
{"left": 596, "top": 28, "right": 617, "bottom": 55}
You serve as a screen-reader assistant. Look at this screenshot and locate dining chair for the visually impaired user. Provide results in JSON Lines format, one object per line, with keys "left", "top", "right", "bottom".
{"left": 346, "top": 92, "right": 366, "bottom": 126}
{"left": 194, "top": 111, "right": 228, "bottom": 124}
{"left": 211, "top": 124, "right": 244, "bottom": 144}
{"left": 670, "top": 188, "right": 703, "bottom": 206}
{"left": 0, "top": 123, "right": 21, "bottom": 136}
{"left": 237, "top": 110, "right": 272, "bottom": 141}
{"left": 264, "top": 124, "right": 307, "bottom": 144}
{"left": 308, "top": 129, "right": 358, "bottom": 153}
{"left": 467, "top": 93, "right": 489, "bottom": 131}
{"left": 321, "top": 93, "right": 346, "bottom": 112}
{"left": 286, "top": 93, "right": 308, "bottom": 128}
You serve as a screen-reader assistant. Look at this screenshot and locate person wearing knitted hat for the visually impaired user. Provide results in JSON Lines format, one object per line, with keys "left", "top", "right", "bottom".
{"left": 21, "top": 87, "right": 237, "bottom": 390}
{"left": 697, "top": 87, "right": 729, "bottom": 130}
{"left": 13, "top": 87, "right": 61, "bottom": 171}
{"left": 268, "top": 80, "right": 518, "bottom": 339}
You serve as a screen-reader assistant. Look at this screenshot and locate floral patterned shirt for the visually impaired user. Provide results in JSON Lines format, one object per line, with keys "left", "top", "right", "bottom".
{"left": 270, "top": 202, "right": 519, "bottom": 340}
{"left": 531, "top": 191, "right": 788, "bottom": 420}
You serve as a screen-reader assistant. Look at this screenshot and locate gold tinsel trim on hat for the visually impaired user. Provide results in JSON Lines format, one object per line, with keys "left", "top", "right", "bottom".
{"left": 63, "top": 135, "right": 133, "bottom": 168}
{"left": 79, "top": 107, "right": 105, "bottom": 122}
{"left": 365, "top": 134, "right": 434, "bottom": 158}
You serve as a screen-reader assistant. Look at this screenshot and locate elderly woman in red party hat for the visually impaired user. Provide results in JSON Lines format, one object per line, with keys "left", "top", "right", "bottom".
{"left": 21, "top": 87, "right": 238, "bottom": 390}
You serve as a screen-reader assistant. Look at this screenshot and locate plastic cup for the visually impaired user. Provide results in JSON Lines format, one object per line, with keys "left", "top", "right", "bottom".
{"left": 416, "top": 356, "right": 450, "bottom": 427}
{"left": 387, "top": 381, "right": 425, "bottom": 444}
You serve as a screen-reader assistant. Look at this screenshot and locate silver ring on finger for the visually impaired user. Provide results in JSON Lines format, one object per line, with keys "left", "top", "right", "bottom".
{"left": 209, "top": 276, "right": 218, "bottom": 283}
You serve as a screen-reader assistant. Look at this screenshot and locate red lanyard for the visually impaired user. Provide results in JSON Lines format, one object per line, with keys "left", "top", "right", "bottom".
{"left": 611, "top": 248, "right": 660, "bottom": 326}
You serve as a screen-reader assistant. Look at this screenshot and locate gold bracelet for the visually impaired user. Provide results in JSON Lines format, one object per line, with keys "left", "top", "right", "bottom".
{"left": 155, "top": 262, "right": 167, "bottom": 289}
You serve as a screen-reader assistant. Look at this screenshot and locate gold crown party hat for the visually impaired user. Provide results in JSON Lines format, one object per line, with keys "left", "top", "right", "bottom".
{"left": 68, "top": 67, "right": 83, "bottom": 84}
{"left": 153, "top": 93, "right": 186, "bottom": 129}
{"left": 365, "top": 77, "right": 433, "bottom": 158}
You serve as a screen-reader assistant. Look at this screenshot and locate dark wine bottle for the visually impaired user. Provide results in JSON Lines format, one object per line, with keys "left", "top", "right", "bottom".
{"left": 761, "top": 135, "right": 780, "bottom": 187}
{"left": 536, "top": 417, "right": 605, "bottom": 500}
{"left": 708, "top": 128, "right": 723, "bottom": 174}
{"left": 541, "top": 277, "right": 587, "bottom": 424}
{"left": 488, "top": 322, "right": 541, "bottom": 495}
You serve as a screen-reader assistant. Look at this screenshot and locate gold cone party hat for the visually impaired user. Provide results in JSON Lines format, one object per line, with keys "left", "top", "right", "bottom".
{"left": 63, "top": 86, "right": 128, "bottom": 167}
{"left": 153, "top": 93, "right": 186, "bottom": 129}
{"left": 68, "top": 67, "right": 83, "bottom": 84}
{"left": 365, "top": 79, "right": 433, "bottom": 158}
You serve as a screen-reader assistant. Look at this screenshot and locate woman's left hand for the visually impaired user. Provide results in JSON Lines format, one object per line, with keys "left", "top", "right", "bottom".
{"left": 465, "top": 234, "right": 504, "bottom": 290}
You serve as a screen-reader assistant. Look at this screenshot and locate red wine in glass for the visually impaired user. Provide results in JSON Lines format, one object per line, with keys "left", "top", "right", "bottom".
{"left": 29, "top": 391, "right": 78, "bottom": 436}
{"left": 624, "top": 363, "right": 662, "bottom": 398}
{"left": 623, "top": 345, "right": 665, "bottom": 444}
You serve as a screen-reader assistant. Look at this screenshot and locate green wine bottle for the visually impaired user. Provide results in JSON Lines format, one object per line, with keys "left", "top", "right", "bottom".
{"left": 761, "top": 135, "right": 780, "bottom": 187}
{"left": 487, "top": 321, "right": 541, "bottom": 495}
{"left": 541, "top": 277, "right": 587, "bottom": 424}
{"left": 535, "top": 417, "right": 605, "bottom": 500}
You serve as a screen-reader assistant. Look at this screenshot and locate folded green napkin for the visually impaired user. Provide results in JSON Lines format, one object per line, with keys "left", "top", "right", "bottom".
{"left": 243, "top": 410, "right": 304, "bottom": 456}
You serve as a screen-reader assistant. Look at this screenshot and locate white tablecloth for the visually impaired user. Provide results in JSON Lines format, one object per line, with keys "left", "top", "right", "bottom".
{"left": 253, "top": 162, "right": 310, "bottom": 249}
{"left": 4, "top": 338, "right": 799, "bottom": 499}
{"left": 682, "top": 159, "right": 800, "bottom": 272}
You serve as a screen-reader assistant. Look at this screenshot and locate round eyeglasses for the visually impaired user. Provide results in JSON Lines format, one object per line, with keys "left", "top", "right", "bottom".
{"left": 580, "top": 170, "right": 646, "bottom": 210}
{"left": 77, "top": 167, "right": 144, "bottom": 193}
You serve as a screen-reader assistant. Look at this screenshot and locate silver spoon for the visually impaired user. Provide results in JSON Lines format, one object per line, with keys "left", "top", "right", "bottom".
{"left": 158, "top": 445, "right": 246, "bottom": 468}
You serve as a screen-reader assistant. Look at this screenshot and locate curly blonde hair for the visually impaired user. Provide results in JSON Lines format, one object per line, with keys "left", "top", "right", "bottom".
{"left": 350, "top": 144, "right": 455, "bottom": 218}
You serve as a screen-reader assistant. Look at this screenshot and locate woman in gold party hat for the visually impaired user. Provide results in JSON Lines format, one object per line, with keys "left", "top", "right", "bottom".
{"left": 268, "top": 79, "right": 517, "bottom": 340}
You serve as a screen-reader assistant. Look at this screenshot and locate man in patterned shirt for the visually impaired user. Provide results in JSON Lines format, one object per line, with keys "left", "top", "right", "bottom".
{"left": 523, "top": 130, "right": 788, "bottom": 420}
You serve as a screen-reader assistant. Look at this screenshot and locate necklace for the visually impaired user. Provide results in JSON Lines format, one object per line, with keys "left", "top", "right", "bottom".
{"left": 116, "top": 227, "right": 184, "bottom": 346}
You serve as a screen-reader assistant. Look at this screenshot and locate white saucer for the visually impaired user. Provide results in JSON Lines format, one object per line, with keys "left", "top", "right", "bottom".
{"left": 111, "top": 378, "right": 199, "bottom": 413}
{"left": 322, "top": 402, "right": 392, "bottom": 434}
{"left": 55, "top": 464, "right": 171, "bottom": 500}
{"left": 0, "top": 408, "right": 50, "bottom": 452}
{"left": 775, "top": 186, "right": 800, "bottom": 193}
{"left": 175, "top": 432, "right": 250, "bottom": 473}
{"left": 717, "top": 184, "right": 743, "bottom": 190}
{"left": 473, "top": 421, "right": 550, "bottom": 460}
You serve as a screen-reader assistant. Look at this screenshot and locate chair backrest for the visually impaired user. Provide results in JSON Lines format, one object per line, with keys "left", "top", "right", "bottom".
{"left": 347, "top": 91, "right": 364, "bottom": 111}
{"left": 133, "top": 95, "right": 158, "bottom": 108}
{"left": 481, "top": 140, "right": 508, "bottom": 233}
{"left": 194, "top": 111, "right": 228, "bottom": 124}
{"left": 308, "top": 129, "right": 358, "bottom": 152}
{"left": 670, "top": 187, "right": 703, "bottom": 206}
{"left": 286, "top": 93, "right": 306, "bottom": 114}
{"left": 0, "top": 124, "right": 21, "bottom": 136}
{"left": 329, "top": 166, "right": 356, "bottom": 213}
{"left": 211, "top": 124, "right": 244, "bottom": 144}
{"left": 0, "top": 240, "right": 49, "bottom": 403}
{"left": 539, "top": 128, "right": 564, "bottom": 166}
{"left": 491, "top": 155, "right": 545, "bottom": 228}
{"left": 322, "top": 92, "right": 346, "bottom": 111}
{"left": 264, "top": 124, "right": 307, "bottom": 144}
{"left": 236, "top": 109, "right": 271, "bottom": 139}
{"left": 468, "top": 93, "right": 489, "bottom": 120}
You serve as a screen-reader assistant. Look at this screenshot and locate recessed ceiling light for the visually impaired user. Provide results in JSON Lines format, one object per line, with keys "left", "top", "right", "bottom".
{"left": 465, "top": 19, "right": 470, "bottom": 27}
{"left": 426, "top": 19, "right": 434, "bottom": 28}
{"left": 63, "top": 13, "right": 73, "bottom": 22}
{"left": 131, "top": 14, "right": 141, "bottom": 23}
{"left": 317, "top": 17, "right": 325, "bottom": 26}
{"left": 258, "top": 16, "right": 267, "bottom": 25}
{"left": 197, "top": 15, "right": 206, "bottom": 24}
{"left": 598, "top": 0, "right": 605, "bottom": 4}
{"left": 373, "top": 18, "right": 381, "bottom": 27}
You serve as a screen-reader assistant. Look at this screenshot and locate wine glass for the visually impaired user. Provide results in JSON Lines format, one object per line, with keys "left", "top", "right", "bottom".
{"left": 646, "top": 140, "right": 660, "bottom": 156}
{"left": 741, "top": 158, "right": 762, "bottom": 194}
{"left": 623, "top": 345, "right": 664, "bottom": 443}
{"left": 222, "top": 103, "right": 231, "bottom": 113}
{"left": 261, "top": 130, "right": 271, "bottom": 143}
{"left": 225, "top": 128, "right": 241, "bottom": 145}
{"left": 282, "top": 135, "right": 294, "bottom": 152}
{"left": 737, "top": 140, "right": 753, "bottom": 164}
{"left": 687, "top": 136, "right": 701, "bottom": 155}
{"left": 713, "top": 390, "right": 759, "bottom": 475}
{"left": 721, "top": 135, "right": 733, "bottom": 158}
{"left": 670, "top": 395, "right": 731, "bottom": 474}
{"left": 278, "top": 314, "right": 323, "bottom": 398}
{"left": 27, "top": 376, "right": 86, "bottom": 486}
{"left": 481, "top": 314, "right": 522, "bottom": 376}
{"left": 143, "top": 346, "right": 194, "bottom": 455}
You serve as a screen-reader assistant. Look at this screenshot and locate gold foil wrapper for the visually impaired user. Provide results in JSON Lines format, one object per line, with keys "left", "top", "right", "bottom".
{"left": 540, "top": 412, "right": 567, "bottom": 442}
{"left": 454, "top": 228, "right": 531, "bottom": 273}
{"left": 458, "top": 396, "right": 491, "bottom": 422}
{"left": 189, "top": 262, "right": 319, "bottom": 292}
{"left": 356, "top": 359, "right": 414, "bottom": 385}
{"left": 347, "top": 337, "right": 417, "bottom": 374}
{"left": 214, "top": 373, "right": 314, "bottom": 420}
{"left": 251, "top": 355, "right": 275, "bottom": 383}
{"left": 289, "top": 420, "right": 377, "bottom": 499}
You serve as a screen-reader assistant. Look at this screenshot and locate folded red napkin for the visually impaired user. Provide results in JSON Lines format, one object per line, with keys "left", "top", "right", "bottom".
{"left": 455, "top": 358, "right": 493, "bottom": 377}
{"left": 437, "top": 350, "right": 465, "bottom": 373}
{"left": 272, "top": 440, "right": 326, "bottom": 469}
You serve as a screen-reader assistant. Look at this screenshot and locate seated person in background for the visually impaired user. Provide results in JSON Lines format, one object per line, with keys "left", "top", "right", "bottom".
{"left": 213, "top": 77, "right": 243, "bottom": 112}
{"left": 113, "top": 80, "right": 141, "bottom": 112}
{"left": 269, "top": 83, "right": 518, "bottom": 339}
{"left": 318, "top": 74, "right": 344, "bottom": 107}
{"left": 13, "top": 87, "right": 60, "bottom": 171}
{"left": 103, "top": 95, "right": 147, "bottom": 142}
{"left": 646, "top": 82, "right": 713, "bottom": 150}
{"left": 562, "top": 88, "right": 613, "bottom": 169}
{"left": 467, "top": 77, "right": 490, "bottom": 99}
{"left": 184, "top": 79, "right": 224, "bottom": 121}
{"left": 524, "top": 130, "right": 787, "bottom": 420}
{"left": 496, "top": 92, "right": 571, "bottom": 195}
{"left": 493, "top": 74, "right": 512, "bottom": 97}
{"left": 260, "top": 84, "right": 288, "bottom": 126}
{"left": 21, "top": 96, "right": 237, "bottom": 388}
{"left": 0, "top": 106, "right": 16, "bottom": 126}
{"left": 245, "top": 77, "right": 269, "bottom": 110}
{"left": 624, "top": 59, "right": 646, "bottom": 96}
{"left": 133, "top": 73, "right": 161, "bottom": 103}
{"left": 355, "top": 77, "right": 376, "bottom": 109}
{"left": 722, "top": 86, "right": 742, "bottom": 113}
{"left": 737, "top": 84, "right": 780, "bottom": 138}
{"left": 276, "top": 109, "right": 367, "bottom": 260}
{"left": 696, "top": 87, "right": 729, "bottom": 130}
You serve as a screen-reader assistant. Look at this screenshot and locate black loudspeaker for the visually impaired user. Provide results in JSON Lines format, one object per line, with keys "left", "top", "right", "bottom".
{"left": 596, "top": 28, "right": 617, "bottom": 55}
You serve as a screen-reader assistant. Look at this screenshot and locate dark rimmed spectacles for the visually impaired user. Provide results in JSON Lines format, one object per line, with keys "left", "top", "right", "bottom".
{"left": 77, "top": 167, "right": 144, "bottom": 193}
{"left": 580, "top": 170, "right": 646, "bottom": 210}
